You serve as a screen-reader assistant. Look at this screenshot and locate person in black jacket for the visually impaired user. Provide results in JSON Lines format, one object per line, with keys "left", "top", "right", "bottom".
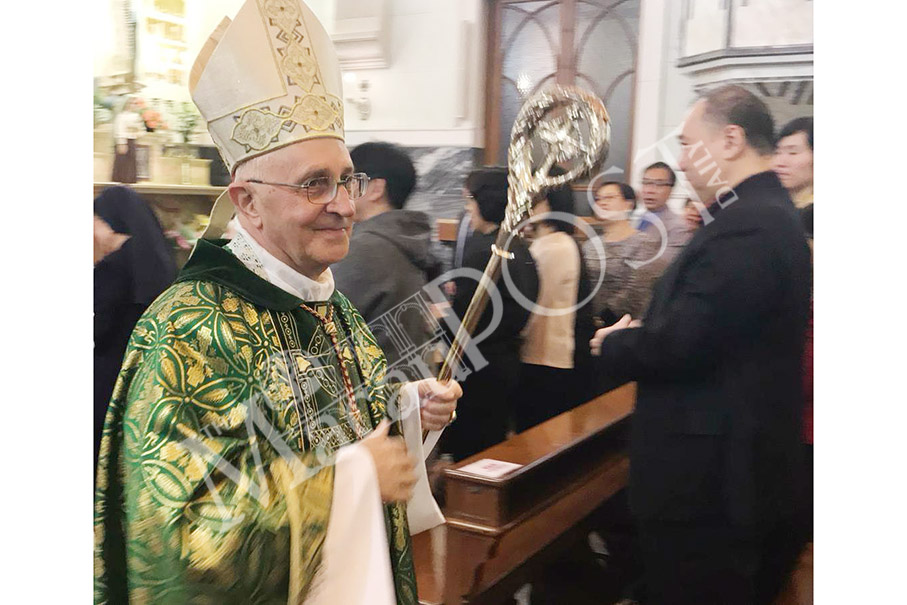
{"left": 94, "top": 186, "right": 176, "bottom": 473}
{"left": 591, "top": 85, "right": 812, "bottom": 605}
{"left": 440, "top": 167, "right": 539, "bottom": 461}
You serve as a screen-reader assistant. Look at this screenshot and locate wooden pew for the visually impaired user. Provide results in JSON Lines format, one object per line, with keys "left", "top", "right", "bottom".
{"left": 437, "top": 218, "right": 461, "bottom": 242}
{"left": 414, "top": 383, "right": 636, "bottom": 604}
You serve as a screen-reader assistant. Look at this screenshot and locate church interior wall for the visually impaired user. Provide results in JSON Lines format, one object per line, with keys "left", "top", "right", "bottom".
{"left": 631, "top": 0, "right": 813, "bottom": 212}
{"left": 93, "top": 0, "right": 811, "bottom": 249}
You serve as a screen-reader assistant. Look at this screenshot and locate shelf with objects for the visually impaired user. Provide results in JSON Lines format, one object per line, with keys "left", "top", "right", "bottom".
{"left": 96, "top": 92, "right": 231, "bottom": 267}
{"left": 93, "top": 180, "right": 226, "bottom": 269}
{"left": 93, "top": 0, "right": 233, "bottom": 267}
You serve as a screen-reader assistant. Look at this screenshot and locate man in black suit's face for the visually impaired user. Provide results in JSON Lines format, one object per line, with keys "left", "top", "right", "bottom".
{"left": 677, "top": 99, "right": 762, "bottom": 206}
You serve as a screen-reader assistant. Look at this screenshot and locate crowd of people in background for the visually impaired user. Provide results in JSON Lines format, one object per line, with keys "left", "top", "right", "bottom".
{"left": 94, "top": 117, "right": 814, "bottom": 462}
{"left": 94, "top": 88, "right": 814, "bottom": 605}
{"left": 514, "top": 166, "right": 597, "bottom": 431}
{"left": 331, "top": 142, "right": 440, "bottom": 368}
{"left": 583, "top": 178, "right": 665, "bottom": 327}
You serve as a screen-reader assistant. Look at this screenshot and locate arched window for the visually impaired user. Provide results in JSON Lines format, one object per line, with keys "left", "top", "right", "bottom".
{"left": 486, "top": 0, "right": 641, "bottom": 178}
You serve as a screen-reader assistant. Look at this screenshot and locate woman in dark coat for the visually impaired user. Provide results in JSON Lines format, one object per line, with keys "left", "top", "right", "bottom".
{"left": 440, "top": 167, "right": 539, "bottom": 461}
{"left": 94, "top": 186, "right": 176, "bottom": 471}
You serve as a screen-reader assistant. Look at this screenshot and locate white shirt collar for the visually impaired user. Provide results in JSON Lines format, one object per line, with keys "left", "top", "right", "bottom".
{"left": 233, "top": 223, "right": 335, "bottom": 302}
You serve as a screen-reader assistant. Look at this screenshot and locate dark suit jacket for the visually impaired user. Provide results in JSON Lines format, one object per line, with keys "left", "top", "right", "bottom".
{"left": 597, "top": 171, "right": 812, "bottom": 526}
{"left": 453, "top": 228, "right": 539, "bottom": 365}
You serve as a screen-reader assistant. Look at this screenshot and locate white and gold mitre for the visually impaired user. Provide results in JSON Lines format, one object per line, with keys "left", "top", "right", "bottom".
{"left": 190, "top": 0, "right": 344, "bottom": 175}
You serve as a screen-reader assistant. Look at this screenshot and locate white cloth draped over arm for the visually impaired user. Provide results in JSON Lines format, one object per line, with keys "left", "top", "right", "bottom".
{"left": 304, "top": 443, "right": 396, "bottom": 605}
{"left": 399, "top": 381, "right": 446, "bottom": 535}
{"left": 304, "top": 383, "right": 446, "bottom": 604}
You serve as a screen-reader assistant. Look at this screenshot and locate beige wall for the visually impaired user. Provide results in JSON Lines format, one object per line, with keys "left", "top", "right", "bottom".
{"left": 630, "top": 0, "right": 813, "bottom": 209}
{"left": 340, "top": 0, "right": 486, "bottom": 147}
{"left": 94, "top": 0, "right": 487, "bottom": 148}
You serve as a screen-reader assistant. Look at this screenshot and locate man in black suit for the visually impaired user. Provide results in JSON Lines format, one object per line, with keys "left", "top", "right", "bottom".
{"left": 591, "top": 85, "right": 812, "bottom": 604}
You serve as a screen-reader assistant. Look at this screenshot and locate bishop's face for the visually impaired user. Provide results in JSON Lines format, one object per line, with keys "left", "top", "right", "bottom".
{"left": 233, "top": 138, "right": 356, "bottom": 278}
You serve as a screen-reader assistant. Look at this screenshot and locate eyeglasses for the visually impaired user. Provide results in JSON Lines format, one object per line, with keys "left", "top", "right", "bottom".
{"left": 641, "top": 179, "right": 672, "bottom": 188}
{"left": 246, "top": 172, "right": 369, "bottom": 205}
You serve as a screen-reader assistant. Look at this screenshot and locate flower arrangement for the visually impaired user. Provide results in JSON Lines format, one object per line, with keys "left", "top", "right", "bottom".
{"left": 175, "top": 102, "right": 201, "bottom": 144}
{"left": 124, "top": 97, "right": 168, "bottom": 132}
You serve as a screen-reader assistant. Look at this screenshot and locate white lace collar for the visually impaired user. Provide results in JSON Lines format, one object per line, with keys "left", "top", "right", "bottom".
{"left": 229, "top": 223, "right": 336, "bottom": 302}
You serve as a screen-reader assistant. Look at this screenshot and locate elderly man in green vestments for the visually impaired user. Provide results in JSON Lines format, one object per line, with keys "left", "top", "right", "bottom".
{"left": 93, "top": 1, "right": 460, "bottom": 603}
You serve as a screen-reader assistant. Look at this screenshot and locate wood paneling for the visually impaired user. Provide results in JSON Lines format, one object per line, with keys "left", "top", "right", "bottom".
{"left": 414, "top": 383, "right": 636, "bottom": 604}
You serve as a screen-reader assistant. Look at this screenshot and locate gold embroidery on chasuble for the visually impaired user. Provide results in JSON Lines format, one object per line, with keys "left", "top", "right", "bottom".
{"left": 94, "top": 228, "right": 415, "bottom": 602}
{"left": 225, "top": 232, "right": 370, "bottom": 452}
{"left": 94, "top": 277, "right": 336, "bottom": 604}
{"left": 229, "top": 0, "right": 343, "bottom": 154}
{"left": 273, "top": 303, "right": 372, "bottom": 453}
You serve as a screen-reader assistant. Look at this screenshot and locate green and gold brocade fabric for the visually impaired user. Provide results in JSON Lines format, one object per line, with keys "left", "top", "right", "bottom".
{"left": 94, "top": 239, "right": 416, "bottom": 604}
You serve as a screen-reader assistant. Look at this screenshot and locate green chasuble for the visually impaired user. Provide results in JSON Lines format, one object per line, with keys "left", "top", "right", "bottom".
{"left": 94, "top": 238, "right": 417, "bottom": 604}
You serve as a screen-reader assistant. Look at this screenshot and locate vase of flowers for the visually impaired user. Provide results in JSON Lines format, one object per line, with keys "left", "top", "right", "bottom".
{"left": 176, "top": 102, "right": 201, "bottom": 144}
{"left": 127, "top": 97, "right": 167, "bottom": 132}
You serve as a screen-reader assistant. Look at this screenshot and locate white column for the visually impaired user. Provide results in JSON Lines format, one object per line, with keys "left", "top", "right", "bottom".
{"left": 629, "top": 0, "right": 668, "bottom": 185}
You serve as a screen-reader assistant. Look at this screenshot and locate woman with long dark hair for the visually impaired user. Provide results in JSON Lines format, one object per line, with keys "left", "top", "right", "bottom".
{"left": 515, "top": 167, "right": 597, "bottom": 430}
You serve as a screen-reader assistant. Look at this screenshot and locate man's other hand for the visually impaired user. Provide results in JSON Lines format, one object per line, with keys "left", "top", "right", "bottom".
{"left": 361, "top": 420, "right": 417, "bottom": 503}
{"left": 590, "top": 314, "right": 634, "bottom": 356}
